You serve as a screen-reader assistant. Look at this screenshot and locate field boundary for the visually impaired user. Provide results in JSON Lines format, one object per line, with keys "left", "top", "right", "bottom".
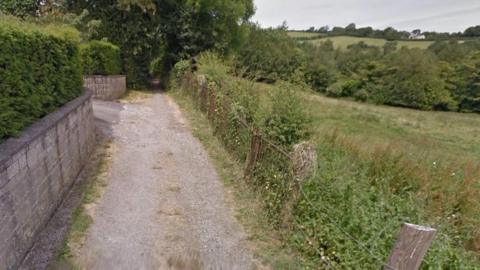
{"left": 177, "top": 72, "right": 438, "bottom": 269}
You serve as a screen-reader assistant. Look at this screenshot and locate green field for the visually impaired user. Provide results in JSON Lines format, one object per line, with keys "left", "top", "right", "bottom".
{"left": 307, "top": 35, "right": 434, "bottom": 49}
{"left": 287, "top": 31, "right": 324, "bottom": 39}
{"left": 255, "top": 83, "right": 480, "bottom": 162}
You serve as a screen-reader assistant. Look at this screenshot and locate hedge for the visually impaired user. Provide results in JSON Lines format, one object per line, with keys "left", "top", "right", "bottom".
{"left": 80, "top": 40, "right": 122, "bottom": 76}
{"left": 0, "top": 15, "right": 83, "bottom": 142}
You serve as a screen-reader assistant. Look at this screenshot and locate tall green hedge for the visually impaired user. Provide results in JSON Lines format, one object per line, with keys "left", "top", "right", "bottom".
{"left": 80, "top": 40, "right": 122, "bottom": 76}
{"left": 0, "top": 16, "right": 83, "bottom": 142}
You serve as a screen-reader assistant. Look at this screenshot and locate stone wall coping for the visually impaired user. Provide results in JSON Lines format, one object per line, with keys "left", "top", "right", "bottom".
{"left": 0, "top": 89, "right": 93, "bottom": 167}
{"left": 83, "top": 75, "right": 126, "bottom": 79}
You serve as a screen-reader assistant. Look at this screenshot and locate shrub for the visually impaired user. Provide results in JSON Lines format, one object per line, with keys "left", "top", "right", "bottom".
{"left": 0, "top": 15, "right": 83, "bottom": 142}
{"left": 171, "top": 59, "right": 192, "bottom": 86}
{"left": 80, "top": 40, "right": 122, "bottom": 75}
{"left": 235, "top": 25, "right": 305, "bottom": 83}
{"left": 263, "top": 81, "right": 311, "bottom": 148}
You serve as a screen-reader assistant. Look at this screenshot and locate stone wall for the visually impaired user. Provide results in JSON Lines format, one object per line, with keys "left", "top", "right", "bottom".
{"left": 0, "top": 90, "right": 95, "bottom": 270}
{"left": 84, "top": 75, "right": 127, "bottom": 101}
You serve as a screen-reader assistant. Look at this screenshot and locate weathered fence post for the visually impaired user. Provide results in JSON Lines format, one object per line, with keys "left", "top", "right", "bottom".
{"left": 384, "top": 223, "right": 437, "bottom": 270}
{"left": 244, "top": 129, "right": 262, "bottom": 183}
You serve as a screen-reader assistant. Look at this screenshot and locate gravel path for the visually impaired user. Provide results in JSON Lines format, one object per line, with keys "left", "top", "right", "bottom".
{"left": 79, "top": 93, "right": 254, "bottom": 269}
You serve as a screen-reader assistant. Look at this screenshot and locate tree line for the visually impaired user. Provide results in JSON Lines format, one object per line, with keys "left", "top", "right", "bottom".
{"left": 300, "top": 23, "right": 480, "bottom": 40}
{"left": 235, "top": 26, "right": 480, "bottom": 113}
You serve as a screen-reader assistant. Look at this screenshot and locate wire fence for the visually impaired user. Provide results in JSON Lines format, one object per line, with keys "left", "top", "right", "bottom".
{"left": 178, "top": 72, "right": 426, "bottom": 270}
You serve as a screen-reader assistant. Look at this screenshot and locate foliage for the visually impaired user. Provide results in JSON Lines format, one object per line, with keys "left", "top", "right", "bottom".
{"left": 263, "top": 82, "right": 311, "bottom": 147}
{"left": 292, "top": 134, "right": 480, "bottom": 269}
{"left": 65, "top": 0, "right": 254, "bottom": 88}
{"left": 0, "top": 0, "right": 38, "bottom": 17}
{"left": 171, "top": 59, "right": 191, "bottom": 87}
{"left": 80, "top": 40, "right": 122, "bottom": 75}
{"left": 302, "top": 40, "right": 337, "bottom": 92}
{"left": 464, "top": 25, "right": 480, "bottom": 37}
{"left": 454, "top": 52, "right": 480, "bottom": 112}
{"left": 235, "top": 25, "right": 305, "bottom": 83}
{"left": 298, "top": 23, "right": 480, "bottom": 40}
{"left": 0, "top": 15, "right": 83, "bottom": 142}
{"left": 375, "top": 48, "right": 454, "bottom": 110}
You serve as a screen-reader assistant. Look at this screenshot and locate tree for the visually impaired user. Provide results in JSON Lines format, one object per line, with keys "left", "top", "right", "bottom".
{"left": 235, "top": 25, "right": 305, "bottom": 83}
{"left": 464, "top": 25, "right": 480, "bottom": 37}
{"left": 382, "top": 48, "right": 455, "bottom": 110}
{"left": 345, "top": 23, "right": 356, "bottom": 34}
{"left": 0, "top": 0, "right": 39, "bottom": 17}
{"left": 64, "top": 0, "right": 255, "bottom": 87}
{"left": 383, "top": 27, "right": 400, "bottom": 40}
{"left": 412, "top": 29, "right": 421, "bottom": 35}
{"left": 304, "top": 40, "right": 337, "bottom": 92}
{"left": 454, "top": 52, "right": 480, "bottom": 112}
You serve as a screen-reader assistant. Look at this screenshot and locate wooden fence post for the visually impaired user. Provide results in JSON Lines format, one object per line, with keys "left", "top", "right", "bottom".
{"left": 244, "top": 129, "right": 262, "bottom": 183}
{"left": 384, "top": 223, "right": 437, "bottom": 270}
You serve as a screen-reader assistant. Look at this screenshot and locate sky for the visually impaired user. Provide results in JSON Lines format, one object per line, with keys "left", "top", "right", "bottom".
{"left": 252, "top": 0, "right": 480, "bottom": 33}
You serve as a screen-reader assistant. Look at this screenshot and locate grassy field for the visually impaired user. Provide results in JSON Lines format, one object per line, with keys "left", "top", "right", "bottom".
{"left": 256, "top": 83, "right": 480, "bottom": 162}
{"left": 306, "top": 35, "right": 435, "bottom": 49}
{"left": 287, "top": 31, "right": 324, "bottom": 38}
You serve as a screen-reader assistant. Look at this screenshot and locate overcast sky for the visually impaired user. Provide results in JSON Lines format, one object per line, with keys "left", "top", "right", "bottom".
{"left": 252, "top": 0, "right": 480, "bottom": 33}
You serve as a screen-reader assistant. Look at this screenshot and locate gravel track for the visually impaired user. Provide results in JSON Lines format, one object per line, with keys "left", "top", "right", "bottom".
{"left": 78, "top": 93, "right": 254, "bottom": 270}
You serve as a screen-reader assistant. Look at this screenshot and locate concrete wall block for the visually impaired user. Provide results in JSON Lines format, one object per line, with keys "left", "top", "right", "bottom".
{"left": 84, "top": 75, "right": 127, "bottom": 101}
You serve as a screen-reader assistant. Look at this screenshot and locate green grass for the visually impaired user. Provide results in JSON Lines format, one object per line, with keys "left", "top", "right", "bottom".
{"left": 254, "top": 82, "right": 480, "bottom": 162}
{"left": 308, "top": 36, "right": 434, "bottom": 49}
{"left": 254, "top": 82, "right": 480, "bottom": 268}
{"left": 287, "top": 31, "right": 324, "bottom": 39}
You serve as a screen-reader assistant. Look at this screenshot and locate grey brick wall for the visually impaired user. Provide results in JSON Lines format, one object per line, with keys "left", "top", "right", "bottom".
{"left": 84, "top": 75, "right": 127, "bottom": 101}
{"left": 0, "top": 90, "right": 95, "bottom": 270}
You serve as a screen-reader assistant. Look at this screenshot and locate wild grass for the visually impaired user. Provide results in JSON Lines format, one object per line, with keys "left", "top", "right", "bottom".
{"left": 307, "top": 36, "right": 434, "bottom": 50}
{"left": 256, "top": 84, "right": 480, "bottom": 267}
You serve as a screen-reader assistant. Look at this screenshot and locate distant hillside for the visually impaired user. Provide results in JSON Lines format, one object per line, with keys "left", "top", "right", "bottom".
{"left": 288, "top": 31, "right": 324, "bottom": 39}
{"left": 308, "top": 35, "right": 434, "bottom": 49}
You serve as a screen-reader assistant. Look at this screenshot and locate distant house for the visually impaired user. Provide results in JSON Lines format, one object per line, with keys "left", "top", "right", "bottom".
{"left": 409, "top": 31, "right": 426, "bottom": 40}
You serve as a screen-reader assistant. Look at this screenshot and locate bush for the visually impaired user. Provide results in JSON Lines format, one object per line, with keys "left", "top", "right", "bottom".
{"left": 80, "top": 40, "right": 122, "bottom": 75}
{"left": 0, "top": 15, "right": 83, "bottom": 142}
{"left": 263, "top": 82, "right": 311, "bottom": 147}
{"left": 171, "top": 59, "right": 192, "bottom": 86}
{"left": 235, "top": 25, "right": 305, "bottom": 83}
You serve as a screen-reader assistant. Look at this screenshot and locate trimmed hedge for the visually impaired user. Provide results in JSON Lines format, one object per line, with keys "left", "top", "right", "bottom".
{"left": 0, "top": 16, "right": 83, "bottom": 142}
{"left": 80, "top": 40, "right": 122, "bottom": 75}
